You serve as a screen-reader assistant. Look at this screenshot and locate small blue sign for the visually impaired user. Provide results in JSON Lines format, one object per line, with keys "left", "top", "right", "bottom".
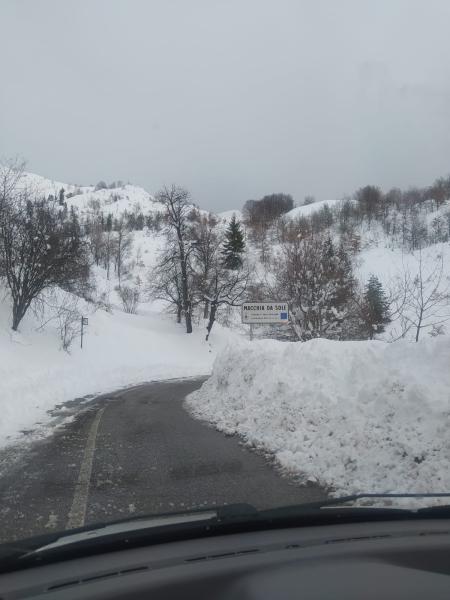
{"left": 280, "top": 312, "right": 288, "bottom": 320}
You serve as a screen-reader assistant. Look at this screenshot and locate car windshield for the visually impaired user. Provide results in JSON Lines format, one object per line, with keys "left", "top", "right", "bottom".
{"left": 0, "top": 0, "right": 449, "bottom": 550}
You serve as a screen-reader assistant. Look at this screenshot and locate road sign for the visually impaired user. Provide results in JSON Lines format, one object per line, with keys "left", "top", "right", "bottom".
{"left": 241, "top": 302, "right": 289, "bottom": 324}
{"left": 81, "top": 316, "right": 89, "bottom": 349}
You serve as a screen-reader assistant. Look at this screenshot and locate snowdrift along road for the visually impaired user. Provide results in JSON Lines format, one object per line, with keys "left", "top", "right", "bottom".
{"left": 186, "top": 336, "right": 450, "bottom": 496}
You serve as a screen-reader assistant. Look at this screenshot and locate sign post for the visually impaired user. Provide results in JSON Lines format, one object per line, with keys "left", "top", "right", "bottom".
{"left": 80, "top": 316, "right": 89, "bottom": 349}
{"left": 241, "top": 302, "right": 289, "bottom": 340}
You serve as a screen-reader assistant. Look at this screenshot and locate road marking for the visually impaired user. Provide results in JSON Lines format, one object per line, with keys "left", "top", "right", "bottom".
{"left": 66, "top": 407, "right": 105, "bottom": 530}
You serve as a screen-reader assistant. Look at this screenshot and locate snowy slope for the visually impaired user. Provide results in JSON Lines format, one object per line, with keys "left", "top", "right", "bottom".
{"left": 19, "top": 170, "right": 84, "bottom": 197}
{"left": 19, "top": 170, "right": 163, "bottom": 219}
{"left": 187, "top": 336, "right": 450, "bottom": 496}
{"left": 66, "top": 185, "right": 163, "bottom": 219}
{"left": 285, "top": 199, "right": 340, "bottom": 219}
{"left": 217, "top": 209, "right": 243, "bottom": 223}
{"left": 0, "top": 290, "right": 237, "bottom": 449}
{"left": 356, "top": 239, "right": 450, "bottom": 341}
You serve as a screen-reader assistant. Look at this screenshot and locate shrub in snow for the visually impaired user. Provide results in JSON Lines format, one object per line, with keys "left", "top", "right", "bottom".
{"left": 58, "top": 302, "right": 82, "bottom": 352}
{"left": 118, "top": 285, "right": 140, "bottom": 314}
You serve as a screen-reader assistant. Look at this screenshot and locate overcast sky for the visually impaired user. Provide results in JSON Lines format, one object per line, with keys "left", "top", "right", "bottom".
{"left": 1, "top": 0, "right": 450, "bottom": 211}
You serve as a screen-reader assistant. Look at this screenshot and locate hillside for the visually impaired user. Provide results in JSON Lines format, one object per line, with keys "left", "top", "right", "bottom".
{"left": 0, "top": 171, "right": 237, "bottom": 447}
{"left": 284, "top": 198, "right": 340, "bottom": 220}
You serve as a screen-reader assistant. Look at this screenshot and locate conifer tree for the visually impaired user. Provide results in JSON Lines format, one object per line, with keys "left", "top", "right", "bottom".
{"left": 221, "top": 214, "right": 245, "bottom": 269}
{"left": 363, "top": 275, "right": 390, "bottom": 338}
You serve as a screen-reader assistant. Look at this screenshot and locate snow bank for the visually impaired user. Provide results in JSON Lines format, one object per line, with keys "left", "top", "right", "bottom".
{"left": 186, "top": 337, "right": 450, "bottom": 495}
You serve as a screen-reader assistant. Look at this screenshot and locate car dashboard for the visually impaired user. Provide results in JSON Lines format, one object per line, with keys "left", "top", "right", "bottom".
{"left": 1, "top": 519, "right": 450, "bottom": 599}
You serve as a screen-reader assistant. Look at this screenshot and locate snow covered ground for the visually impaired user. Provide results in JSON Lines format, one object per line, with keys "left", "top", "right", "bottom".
{"left": 186, "top": 336, "right": 450, "bottom": 496}
{"left": 0, "top": 291, "right": 236, "bottom": 450}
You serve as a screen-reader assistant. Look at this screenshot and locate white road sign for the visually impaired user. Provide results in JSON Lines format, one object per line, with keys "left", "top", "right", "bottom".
{"left": 241, "top": 302, "right": 289, "bottom": 324}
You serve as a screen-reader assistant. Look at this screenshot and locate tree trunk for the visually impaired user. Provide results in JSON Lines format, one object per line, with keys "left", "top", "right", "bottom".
{"left": 184, "top": 302, "right": 192, "bottom": 333}
{"left": 178, "top": 238, "right": 192, "bottom": 334}
{"left": 12, "top": 298, "right": 27, "bottom": 331}
{"left": 203, "top": 299, "right": 209, "bottom": 319}
{"left": 106, "top": 232, "right": 111, "bottom": 280}
{"left": 205, "top": 301, "right": 218, "bottom": 341}
{"left": 177, "top": 304, "right": 182, "bottom": 324}
{"left": 415, "top": 308, "right": 423, "bottom": 342}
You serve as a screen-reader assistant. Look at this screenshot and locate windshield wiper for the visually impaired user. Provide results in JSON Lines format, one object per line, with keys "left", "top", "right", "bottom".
{"left": 0, "top": 503, "right": 259, "bottom": 572}
{"left": 286, "top": 493, "right": 450, "bottom": 509}
{"left": 258, "top": 493, "right": 450, "bottom": 520}
{"left": 2, "top": 495, "right": 450, "bottom": 573}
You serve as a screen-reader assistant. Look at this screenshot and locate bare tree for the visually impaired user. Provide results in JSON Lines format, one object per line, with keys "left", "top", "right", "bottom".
{"left": 149, "top": 243, "right": 184, "bottom": 323}
{"left": 403, "top": 250, "right": 450, "bottom": 342}
{"left": 0, "top": 175, "right": 89, "bottom": 331}
{"left": 32, "top": 289, "right": 82, "bottom": 352}
{"left": 103, "top": 213, "right": 114, "bottom": 280}
{"left": 275, "top": 234, "right": 356, "bottom": 340}
{"left": 156, "top": 185, "right": 194, "bottom": 333}
{"left": 204, "top": 262, "right": 249, "bottom": 341}
{"left": 56, "top": 295, "right": 82, "bottom": 352}
{"left": 383, "top": 264, "right": 416, "bottom": 341}
{"left": 189, "top": 211, "right": 220, "bottom": 318}
{"left": 87, "top": 218, "right": 105, "bottom": 266}
{"left": 0, "top": 159, "right": 26, "bottom": 207}
{"left": 113, "top": 216, "right": 133, "bottom": 285}
{"left": 152, "top": 265, "right": 183, "bottom": 322}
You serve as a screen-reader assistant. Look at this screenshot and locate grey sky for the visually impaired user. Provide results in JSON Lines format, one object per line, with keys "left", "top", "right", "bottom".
{"left": 1, "top": 0, "right": 450, "bottom": 211}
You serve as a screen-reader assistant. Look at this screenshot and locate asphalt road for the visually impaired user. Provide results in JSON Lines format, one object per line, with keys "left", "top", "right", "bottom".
{"left": 0, "top": 378, "right": 326, "bottom": 543}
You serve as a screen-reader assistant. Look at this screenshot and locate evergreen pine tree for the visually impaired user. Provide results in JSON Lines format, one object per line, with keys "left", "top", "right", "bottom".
{"left": 363, "top": 275, "right": 390, "bottom": 338}
{"left": 221, "top": 214, "right": 245, "bottom": 269}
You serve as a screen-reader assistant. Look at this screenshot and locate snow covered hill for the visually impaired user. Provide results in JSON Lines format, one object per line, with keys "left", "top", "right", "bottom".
{"left": 20, "top": 170, "right": 164, "bottom": 220}
{"left": 284, "top": 198, "right": 340, "bottom": 219}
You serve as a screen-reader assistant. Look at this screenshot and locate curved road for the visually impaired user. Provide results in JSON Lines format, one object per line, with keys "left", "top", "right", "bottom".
{"left": 0, "top": 378, "right": 326, "bottom": 543}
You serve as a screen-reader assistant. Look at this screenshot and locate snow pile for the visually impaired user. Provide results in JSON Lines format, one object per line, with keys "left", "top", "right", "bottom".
{"left": 186, "top": 337, "right": 450, "bottom": 495}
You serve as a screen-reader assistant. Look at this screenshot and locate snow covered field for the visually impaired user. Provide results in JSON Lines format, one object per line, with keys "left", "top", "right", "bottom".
{"left": 186, "top": 336, "right": 450, "bottom": 495}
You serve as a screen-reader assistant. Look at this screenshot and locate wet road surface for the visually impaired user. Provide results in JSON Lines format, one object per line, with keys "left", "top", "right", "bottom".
{"left": 0, "top": 378, "right": 326, "bottom": 543}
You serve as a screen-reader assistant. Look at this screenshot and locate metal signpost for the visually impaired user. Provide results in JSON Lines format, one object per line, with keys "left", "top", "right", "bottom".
{"left": 241, "top": 302, "right": 289, "bottom": 340}
{"left": 80, "top": 316, "right": 89, "bottom": 349}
